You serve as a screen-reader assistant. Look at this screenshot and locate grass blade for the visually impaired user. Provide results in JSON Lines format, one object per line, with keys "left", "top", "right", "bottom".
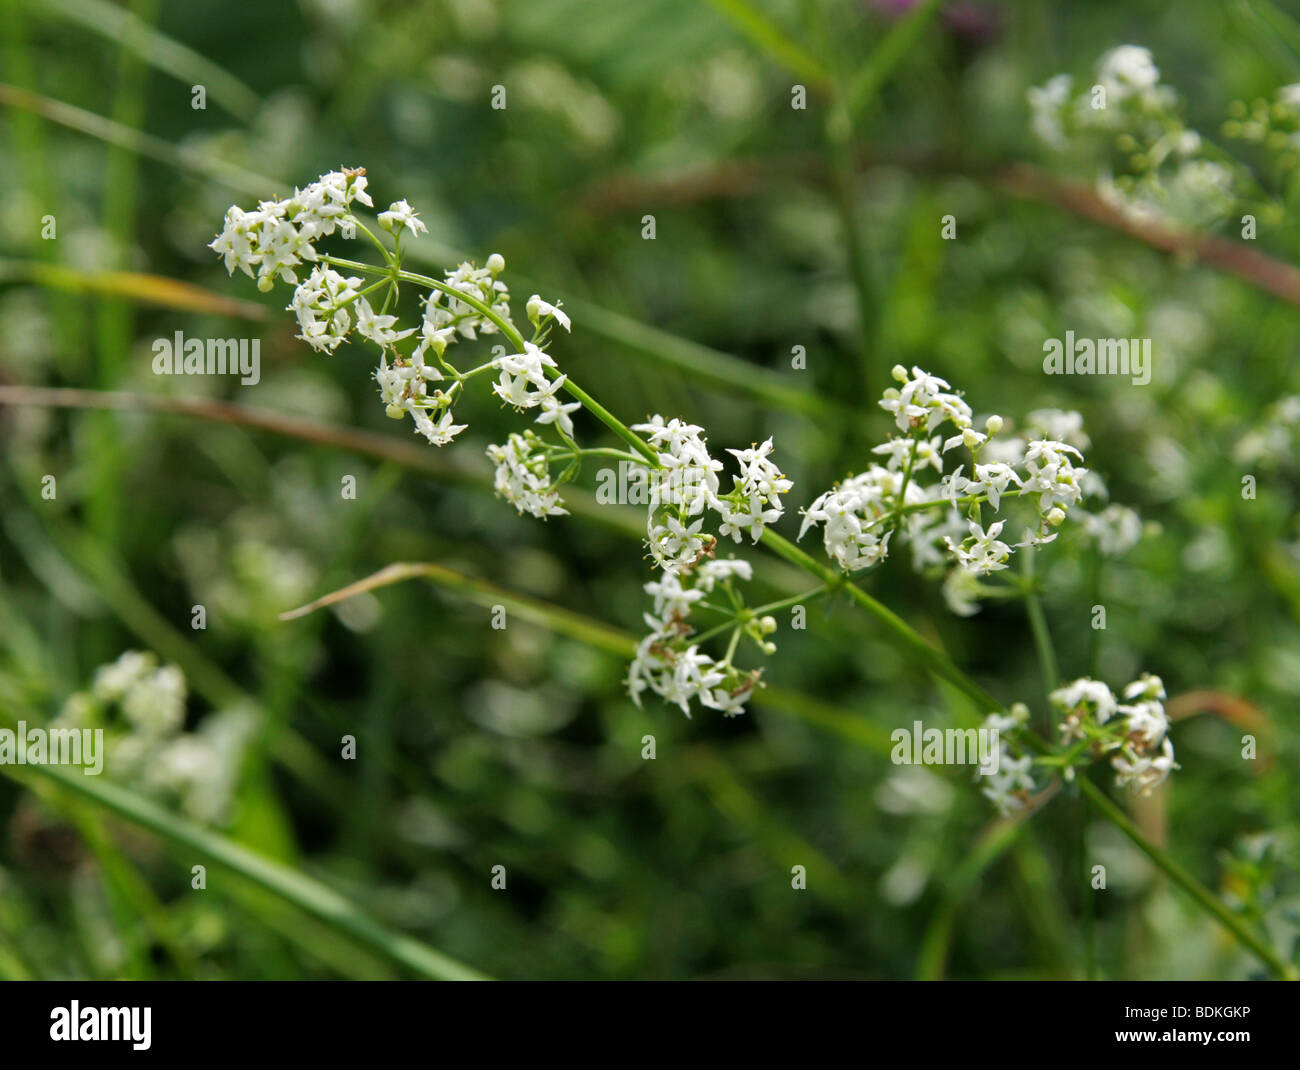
{"left": 36, "top": 0, "right": 261, "bottom": 118}
{"left": 0, "top": 729, "right": 490, "bottom": 981}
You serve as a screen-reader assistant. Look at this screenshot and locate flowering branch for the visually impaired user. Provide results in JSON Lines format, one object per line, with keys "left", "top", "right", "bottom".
{"left": 205, "top": 168, "right": 1293, "bottom": 979}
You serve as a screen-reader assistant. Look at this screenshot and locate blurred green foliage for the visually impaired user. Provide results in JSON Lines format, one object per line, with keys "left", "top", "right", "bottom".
{"left": 0, "top": 0, "right": 1298, "bottom": 980}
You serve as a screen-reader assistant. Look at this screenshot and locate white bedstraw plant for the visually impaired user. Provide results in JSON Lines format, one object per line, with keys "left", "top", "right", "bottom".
{"left": 976, "top": 672, "right": 1180, "bottom": 816}
{"left": 797, "top": 365, "right": 1106, "bottom": 617}
{"left": 212, "top": 167, "right": 1162, "bottom": 790}
{"left": 1029, "top": 46, "right": 1236, "bottom": 226}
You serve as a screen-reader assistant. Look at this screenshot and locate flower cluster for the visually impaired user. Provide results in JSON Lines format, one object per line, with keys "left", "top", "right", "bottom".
{"left": 488, "top": 430, "right": 568, "bottom": 519}
{"left": 427, "top": 256, "right": 513, "bottom": 341}
{"left": 211, "top": 169, "right": 593, "bottom": 503}
{"left": 1078, "top": 503, "right": 1143, "bottom": 557}
{"left": 1052, "top": 672, "right": 1178, "bottom": 796}
{"left": 1234, "top": 394, "right": 1300, "bottom": 469}
{"left": 624, "top": 417, "right": 791, "bottom": 572}
{"left": 54, "top": 651, "right": 256, "bottom": 824}
{"left": 1029, "top": 46, "right": 1236, "bottom": 226}
{"left": 209, "top": 168, "right": 373, "bottom": 291}
{"left": 212, "top": 171, "right": 794, "bottom": 555}
{"left": 979, "top": 703, "right": 1037, "bottom": 816}
{"left": 798, "top": 366, "right": 1108, "bottom": 614}
{"left": 626, "top": 559, "right": 773, "bottom": 717}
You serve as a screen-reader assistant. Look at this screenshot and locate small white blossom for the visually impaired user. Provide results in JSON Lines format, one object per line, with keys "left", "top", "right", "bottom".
{"left": 526, "top": 294, "right": 571, "bottom": 333}
{"left": 1112, "top": 737, "right": 1178, "bottom": 796}
{"left": 378, "top": 199, "right": 428, "bottom": 237}
{"left": 534, "top": 393, "right": 581, "bottom": 438}
{"left": 945, "top": 519, "right": 1012, "bottom": 575}
{"left": 487, "top": 431, "right": 567, "bottom": 519}
{"left": 492, "top": 341, "right": 564, "bottom": 409}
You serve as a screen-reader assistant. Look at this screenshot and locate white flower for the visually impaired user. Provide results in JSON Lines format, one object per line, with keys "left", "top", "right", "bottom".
{"left": 727, "top": 438, "right": 792, "bottom": 499}
{"left": 981, "top": 748, "right": 1035, "bottom": 815}
{"left": 799, "top": 466, "right": 900, "bottom": 572}
{"left": 209, "top": 169, "right": 372, "bottom": 291}
{"left": 289, "top": 266, "right": 363, "bottom": 353}
{"left": 1096, "top": 45, "right": 1160, "bottom": 103}
{"left": 942, "top": 427, "right": 987, "bottom": 453}
{"left": 880, "top": 365, "right": 972, "bottom": 432}
{"left": 378, "top": 199, "right": 428, "bottom": 237}
{"left": 718, "top": 495, "right": 782, "bottom": 544}
{"left": 413, "top": 408, "right": 467, "bottom": 446}
{"left": 1112, "top": 737, "right": 1177, "bottom": 796}
{"left": 696, "top": 558, "right": 753, "bottom": 587}
{"left": 942, "top": 566, "right": 982, "bottom": 617}
{"left": 1025, "top": 410, "right": 1090, "bottom": 451}
{"left": 121, "top": 664, "right": 187, "bottom": 737}
{"left": 534, "top": 393, "right": 581, "bottom": 438}
{"left": 717, "top": 437, "right": 790, "bottom": 543}
{"left": 1015, "top": 527, "right": 1059, "bottom": 549}
{"left": 1123, "top": 672, "right": 1166, "bottom": 702}
{"left": 1051, "top": 677, "right": 1118, "bottom": 735}
{"left": 1121, "top": 700, "right": 1169, "bottom": 747}
{"left": 1028, "top": 73, "right": 1073, "bottom": 148}
{"left": 971, "top": 462, "right": 1022, "bottom": 510}
{"left": 873, "top": 435, "right": 944, "bottom": 474}
{"left": 526, "top": 294, "right": 571, "bottom": 333}
{"left": 92, "top": 651, "right": 156, "bottom": 703}
{"left": 487, "top": 431, "right": 567, "bottom": 518}
{"left": 644, "top": 572, "right": 705, "bottom": 621}
{"left": 627, "top": 558, "right": 764, "bottom": 718}
{"left": 647, "top": 514, "right": 707, "bottom": 569}
{"left": 1023, "top": 438, "right": 1088, "bottom": 513}
{"left": 492, "top": 341, "right": 563, "bottom": 409}
{"left": 424, "top": 258, "right": 514, "bottom": 339}
{"left": 377, "top": 354, "right": 425, "bottom": 414}
{"left": 632, "top": 415, "right": 729, "bottom": 570}
{"left": 945, "top": 519, "right": 1012, "bottom": 575}
{"left": 355, "top": 297, "right": 415, "bottom": 348}
{"left": 1080, "top": 504, "right": 1142, "bottom": 557}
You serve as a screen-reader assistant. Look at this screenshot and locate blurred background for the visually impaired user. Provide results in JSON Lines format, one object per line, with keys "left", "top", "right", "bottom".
{"left": 0, "top": 0, "right": 1297, "bottom": 980}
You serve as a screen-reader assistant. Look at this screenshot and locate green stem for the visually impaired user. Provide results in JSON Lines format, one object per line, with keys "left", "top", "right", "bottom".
{"left": 558, "top": 377, "right": 660, "bottom": 466}
{"left": 823, "top": 98, "right": 875, "bottom": 399}
{"left": 1077, "top": 777, "right": 1298, "bottom": 981}
{"left": 1021, "top": 550, "right": 1059, "bottom": 703}
{"left": 292, "top": 248, "right": 1295, "bottom": 983}
{"left": 323, "top": 256, "right": 662, "bottom": 467}
{"left": 760, "top": 528, "right": 1001, "bottom": 712}
{"left": 1081, "top": 785, "right": 1098, "bottom": 980}
{"left": 0, "top": 725, "right": 490, "bottom": 981}
{"left": 751, "top": 585, "right": 830, "bottom": 618}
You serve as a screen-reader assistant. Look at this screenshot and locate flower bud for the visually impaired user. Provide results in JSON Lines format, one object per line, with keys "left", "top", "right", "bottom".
{"left": 486, "top": 253, "right": 505, "bottom": 273}
{"left": 985, "top": 415, "right": 1004, "bottom": 434}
